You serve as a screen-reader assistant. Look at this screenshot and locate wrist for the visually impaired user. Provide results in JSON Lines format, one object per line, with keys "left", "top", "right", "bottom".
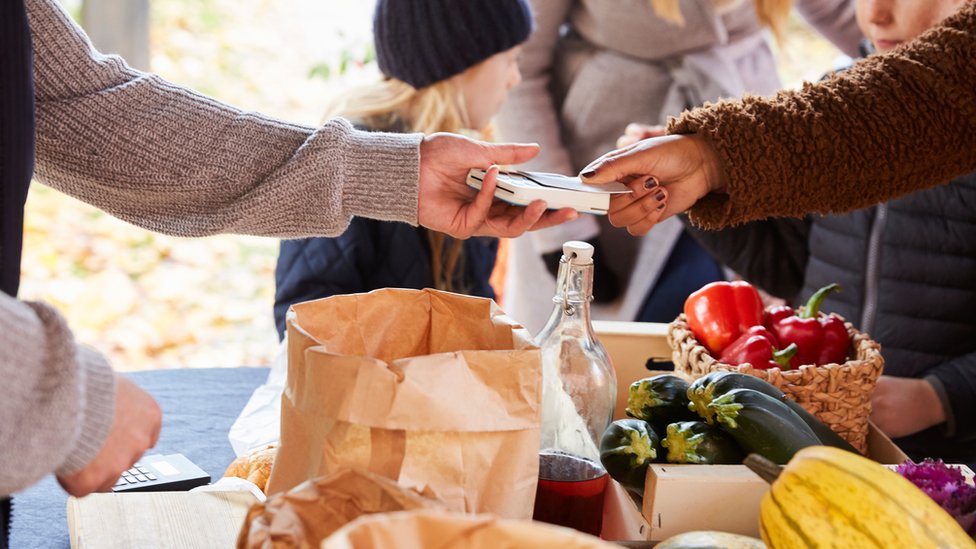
{"left": 689, "top": 134, "right": 727, "bottom": 194}
{"left": 57, "top": 347, "right": 117, "bottom": 476}
{"left": 919, "top": 378, "right": 947, "bottom": 428}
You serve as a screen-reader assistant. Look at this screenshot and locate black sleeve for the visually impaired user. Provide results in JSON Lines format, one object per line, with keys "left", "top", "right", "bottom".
{"left": 925, "top": 353, "right": 976, "bottom": 440}
{"left": 682, "top": 216, "right": 813, "bottom": 301}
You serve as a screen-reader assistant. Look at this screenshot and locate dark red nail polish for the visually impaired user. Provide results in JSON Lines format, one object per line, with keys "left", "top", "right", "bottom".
{"left": 654, "top": 190, "right": 666, "bottom": 201}
{"left": 656, "top": 202, "right": 666, "bottom": 211}
{"left": 580, "top": 169, "right": 596, "bottom": 178}
{"left": 643, "top": 176, "right": 659, "bottom": 190}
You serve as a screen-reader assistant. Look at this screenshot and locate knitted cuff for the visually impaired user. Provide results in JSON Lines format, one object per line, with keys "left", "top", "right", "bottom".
{"left": 338, "top": 123, "right": 422, "bottom": 226}
{"left": 56, "top": 347, "right": 116, "bottom": 476}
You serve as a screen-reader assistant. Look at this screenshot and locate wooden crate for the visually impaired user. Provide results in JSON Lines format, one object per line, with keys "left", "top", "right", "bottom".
{"left": 594, "top": 321, "right": 909, "bottom": 542}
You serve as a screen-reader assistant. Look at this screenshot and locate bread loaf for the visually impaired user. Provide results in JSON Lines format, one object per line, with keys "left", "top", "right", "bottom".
{"left": 223, "top": 444, "right": 276, "bottom": 494}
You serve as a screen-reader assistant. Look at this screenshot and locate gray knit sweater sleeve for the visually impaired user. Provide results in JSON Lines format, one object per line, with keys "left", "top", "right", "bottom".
{"left": 2, "top": 0, "right": 424, "bottom": 496}
{"left": 0, "top": 294, "right": 116, "bottom": 495}
{"left": 28, "top": 0, "right": 423, "bottom": 238}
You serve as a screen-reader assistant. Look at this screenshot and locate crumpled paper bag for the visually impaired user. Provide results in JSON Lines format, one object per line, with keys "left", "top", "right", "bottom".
{"left": 237, "top": 469, "right": 443, "bottom": 548}
{"left": 267, "top": 289, "right": 542, "bottom": 519}
{"left": 321, "top": 509, "right": 620, "bottom": 549}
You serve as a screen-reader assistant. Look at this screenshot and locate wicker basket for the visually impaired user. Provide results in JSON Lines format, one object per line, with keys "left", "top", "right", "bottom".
{"left": 668, "top": 313, "right": 884, "bottom": 453}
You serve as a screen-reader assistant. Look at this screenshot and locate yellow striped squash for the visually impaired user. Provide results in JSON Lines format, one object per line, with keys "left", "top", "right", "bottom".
{"left": 758, "top": 446, "right": 975, "bottom": 548}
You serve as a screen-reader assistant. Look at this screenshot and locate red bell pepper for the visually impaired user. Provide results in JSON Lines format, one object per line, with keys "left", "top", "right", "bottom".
{"left": 684, "top": 281, "right": 764, "bottom": 355}
{"left": 765, "top": 283, "right": 850, "bottom": 367}
{"left": 718, "top": 325, "right": 798, "bottom": 370}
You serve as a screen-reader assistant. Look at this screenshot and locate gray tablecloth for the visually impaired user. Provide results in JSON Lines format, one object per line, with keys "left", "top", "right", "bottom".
{"left": 10, "top": 366, "right": 269, "bottom": 548}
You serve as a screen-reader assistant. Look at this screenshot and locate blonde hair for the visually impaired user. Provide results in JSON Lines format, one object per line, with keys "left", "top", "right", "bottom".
{"left": 322, "top": 78, "right": 471, "bottom": 293}
{"left": 322, "top": 78, "right": 469, "bottom": 135}
{"left": 650, "top": 0, "right": 792, "bottom": 41}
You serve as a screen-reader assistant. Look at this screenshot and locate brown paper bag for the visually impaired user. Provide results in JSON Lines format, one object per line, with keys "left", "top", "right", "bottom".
{"left": 266, "top": 289, "right": 542, "bottom": 519}
{"left": 237, "top": 469, "right": 444, "bottom": 548}
{"left": 321, "top": 510, "right": 620, "bottom": 549}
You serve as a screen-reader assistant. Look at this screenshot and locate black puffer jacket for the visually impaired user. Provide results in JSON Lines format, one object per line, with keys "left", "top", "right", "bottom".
{"left": 687, "top": 173, "right": 976, "bottom": 463}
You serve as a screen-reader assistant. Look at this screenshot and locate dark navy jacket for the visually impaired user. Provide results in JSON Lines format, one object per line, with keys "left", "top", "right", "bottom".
{"left": 273, "top": 218, "right": 497, "bottom": 339}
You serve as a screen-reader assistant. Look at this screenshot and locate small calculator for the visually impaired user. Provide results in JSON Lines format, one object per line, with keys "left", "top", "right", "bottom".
{"left": 112, "top": 453, "right": 211, "bottom": 493}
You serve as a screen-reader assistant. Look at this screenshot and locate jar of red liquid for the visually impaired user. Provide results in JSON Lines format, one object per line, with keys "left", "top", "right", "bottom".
{"left": 534, "top": 450, "right": 609, "bottom": 536}
{"left": 532, "top": 241, "right": 616, "bottom": 537}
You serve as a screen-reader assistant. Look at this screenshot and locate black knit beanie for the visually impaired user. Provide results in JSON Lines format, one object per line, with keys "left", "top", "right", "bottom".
{"left": 373, "top": 0, "right": 533, "bottom": 89}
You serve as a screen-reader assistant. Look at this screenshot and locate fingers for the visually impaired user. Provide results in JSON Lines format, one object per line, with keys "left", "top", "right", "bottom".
{"left": 580, "top": 135, "right": 690, "bottom": 185}
{"left": 480, "top": 141, "right": 541, "bottom": 166}
{"left": 491, "top": 200, "right": 546, "bottom": 238}
{"left": 585, "top": 141, "right": 643, "bottom": 173}
{"left": 578, "top": 139, "right": 651, "bottom": 184}
{"left": 579, "top": 152, "right": 639, "bottom": 185}
{"left": 466, "top": 165, "right": 501, "bottom": 234}
{"left": 607, "top": 176, "right": 662, "bottom": 215}
{"left": 489, "top": 199, "right": 548, "bottom": 238}
{"left": 443, "top": 165, "right": 580, "bottom": 239}
{"left": 528, "top": 207, "right": 578, "bottom": 232}
{"left": 607, "top": 177, "right": 669, "bottom": 236}
{"left": 513, "top": 200, "right": 550, "bottom": 234}
{"left": 617, "top": 194, "right": 669, "bottom": 236}
{"left": 476, "top": 201, "right": 578, "bottom": 238}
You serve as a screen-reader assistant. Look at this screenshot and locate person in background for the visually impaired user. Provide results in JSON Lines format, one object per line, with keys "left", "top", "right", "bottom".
{"left": 584, "top": 1, "right": 976, "bottom": 464}
{"left": 494, "top": 0, "right": 863, "bottom": 336}
{"left": 273, "top": 0, "right": 531, "bottom": 339}
{"left": 1, "top": 0, "right": 573, "bottom": 538}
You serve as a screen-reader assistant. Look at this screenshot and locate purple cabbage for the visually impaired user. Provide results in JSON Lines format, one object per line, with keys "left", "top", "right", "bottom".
{"left": 895, "top": 459, "right": 976, "bottom": 537}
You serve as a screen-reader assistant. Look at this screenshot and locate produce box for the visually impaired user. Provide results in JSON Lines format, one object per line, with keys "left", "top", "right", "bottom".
{"left": 638, "top": 424, "right": 909, "bottom": 540}
{"left": 600, "top": 479, "right": 651, "bottom": 541}
{"left": 593, "top": 320, "right": 671, "bottom": 420}
{"left": 593, "top": 321, "right": 911, "bottom": 542}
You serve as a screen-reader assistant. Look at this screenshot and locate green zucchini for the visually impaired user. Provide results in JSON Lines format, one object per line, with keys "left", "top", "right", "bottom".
{"left": 599, "top": 418, "right": 660, "bottom": 496}
{"left": 662, "top": 421, "right": 745, "bottom": 464}
{"left": 626, "top": 374, "right": 699, "bottom": 433}
{"left": 689, "top": 372, "right": 857, "bottom": 453}
{"left": 707, "top": 388, "right": 820, "bottom": 464}
{"left": 687, "top": 371, "right": 736, "bottom": 422}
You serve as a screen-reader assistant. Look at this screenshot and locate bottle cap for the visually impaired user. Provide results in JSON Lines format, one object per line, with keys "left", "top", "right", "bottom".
{"left": 562, "top": 241, "right": 594, "bottom": 265}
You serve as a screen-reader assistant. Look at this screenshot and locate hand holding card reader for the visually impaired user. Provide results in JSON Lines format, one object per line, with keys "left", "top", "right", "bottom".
{"left": 112, "top": 453, "right": 211, "bottom": 492}
{"left": 466, "top": 169, "right": 631, "bottom": 215}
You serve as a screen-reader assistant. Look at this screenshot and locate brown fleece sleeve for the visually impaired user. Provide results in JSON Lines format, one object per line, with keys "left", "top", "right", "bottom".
{"left": 668, "top": 1, "right": 976, "bottom": 229}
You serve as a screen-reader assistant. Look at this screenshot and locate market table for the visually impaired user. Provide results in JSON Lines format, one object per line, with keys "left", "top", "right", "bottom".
{"left": 10, "top": 366, "right": 269, "bottom": 548}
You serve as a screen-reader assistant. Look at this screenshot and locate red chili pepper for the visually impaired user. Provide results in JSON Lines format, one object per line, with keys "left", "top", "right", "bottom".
{"left": 765, "top": 283, "right": 850, "bottom": 367}
{"left": 718, "top": 325, "right": 798, "bottom": 370}
{"left": 684, "top": 281, "right": 765, "bottom": 355}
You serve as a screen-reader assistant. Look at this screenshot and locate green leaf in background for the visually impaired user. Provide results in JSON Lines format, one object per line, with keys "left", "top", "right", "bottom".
{"left": 308, "top": 63, "right": 332, "bottom": 81}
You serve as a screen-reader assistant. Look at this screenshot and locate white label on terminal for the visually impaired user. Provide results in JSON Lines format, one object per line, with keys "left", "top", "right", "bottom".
{"left": 152, "top": 461, "right": 180, "bottom": 476}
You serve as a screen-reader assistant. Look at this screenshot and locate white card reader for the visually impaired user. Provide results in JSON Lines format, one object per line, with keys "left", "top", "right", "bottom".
{"left": 466, "top": 169, "right": 631, "bottom": 215}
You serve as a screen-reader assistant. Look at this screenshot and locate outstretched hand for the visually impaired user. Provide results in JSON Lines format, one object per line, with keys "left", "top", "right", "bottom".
{"left": 418, "top": 133, "right": 577, "bottom": 239}
{"left": 579, "top": 134, "right": 724, "bottom": 236}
